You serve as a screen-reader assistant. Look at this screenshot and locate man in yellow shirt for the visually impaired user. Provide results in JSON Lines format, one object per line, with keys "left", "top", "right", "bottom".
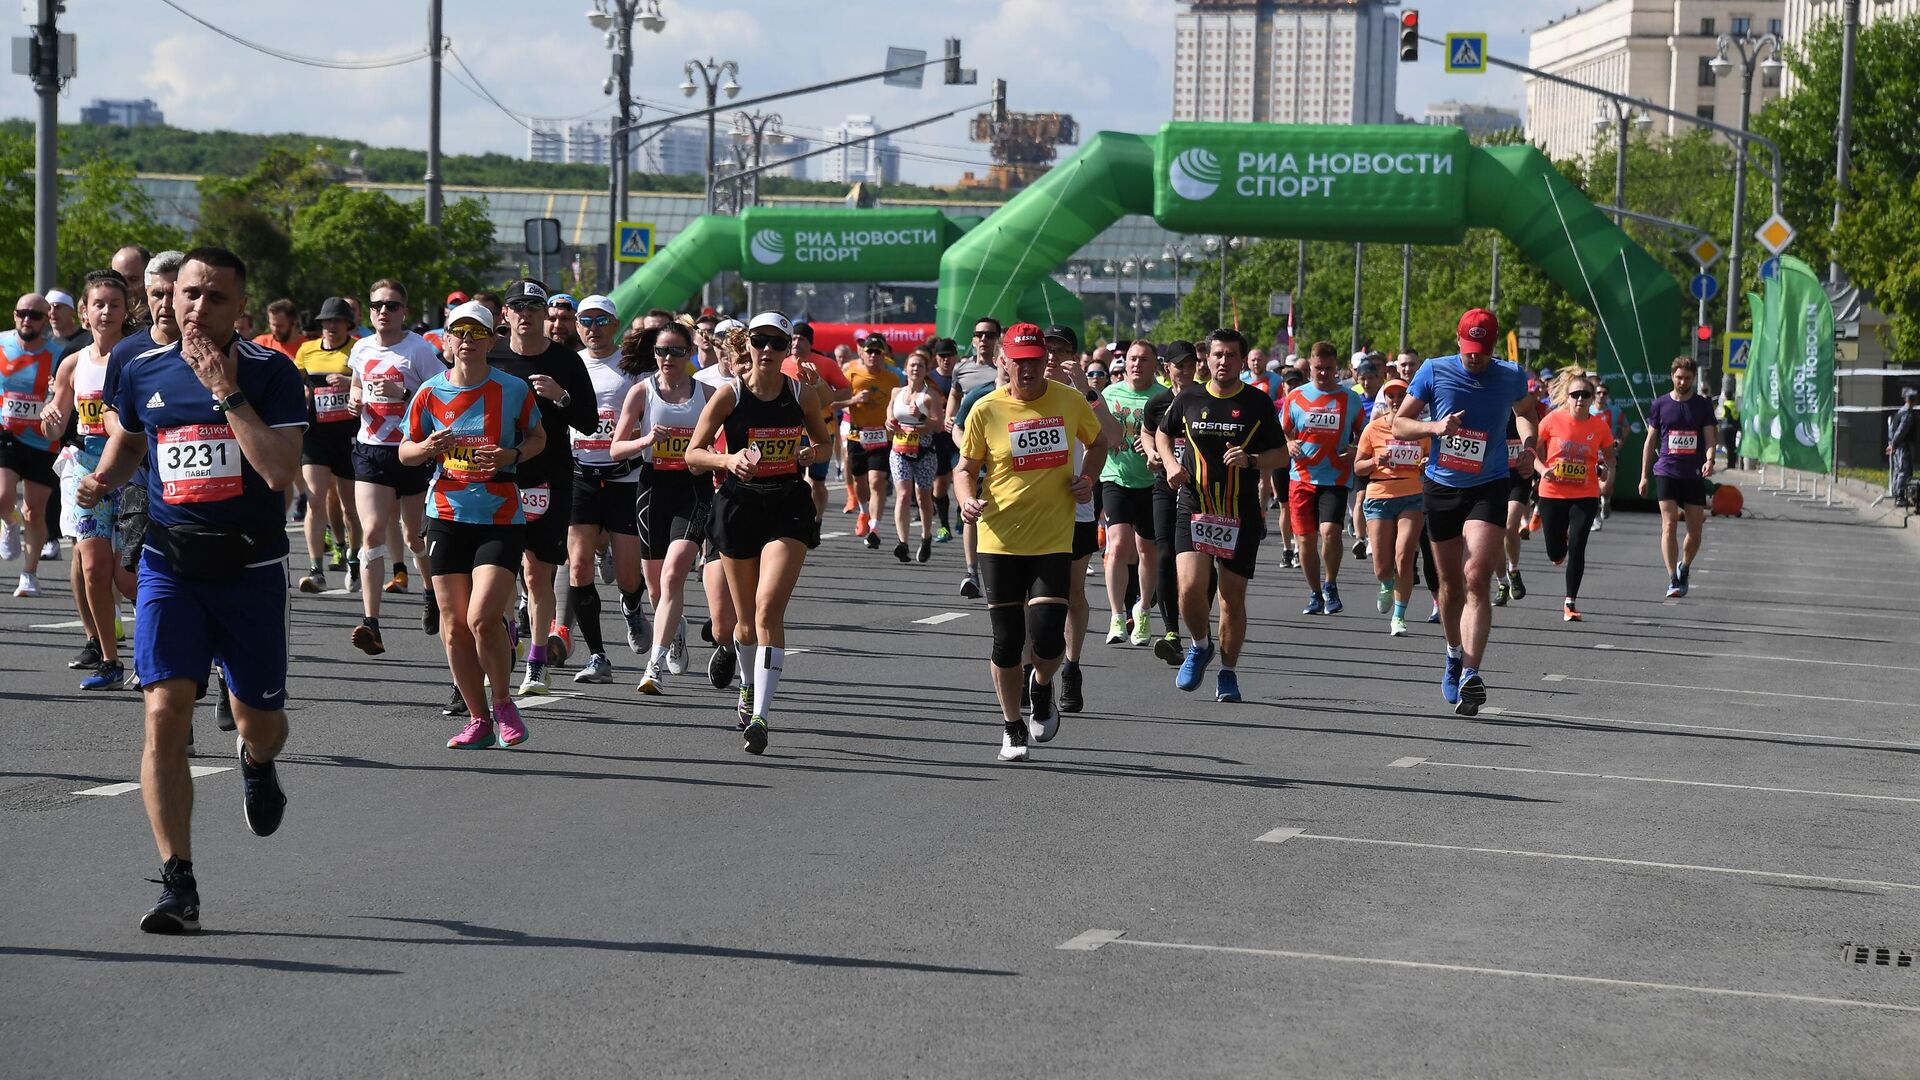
{"left": 957, "top": 322, "right": 1105, "bottom": 762}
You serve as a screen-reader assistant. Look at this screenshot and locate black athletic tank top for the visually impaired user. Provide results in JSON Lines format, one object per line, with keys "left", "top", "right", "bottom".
{"left": 722, "top": 374, "right": 807, "bottom": 494}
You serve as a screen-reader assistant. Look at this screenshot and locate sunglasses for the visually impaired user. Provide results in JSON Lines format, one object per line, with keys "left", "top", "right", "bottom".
{"left": 748, "top": 333, "right": 790, "bottom": 351}
{"left": 577, "top": 315, "right": 613, "bottom": 328}
{"left": 654, "top": 344, "right": 691, "bottom": 359}
{"left": 14, "top": 309, "right": 46, "bottom": 320}
{"left": 1087, "top": 369, "right": 1108, "bottom": 378}
{"left": 506, "top": 301, "right": 544, "bottom": 314}
{"left": 973, "top": 330, "right": 999, "bottom": 339}
{"left": 369, "top": 300, "right": 405, "bottom": 313}
{"left": 935, "top": 350, "right": 956, "bottom": 358}
{"left": 1568, "top": 390, "right": 1594, "bottom": 399}
{"left": 447, "top": 325, "right": 494, "bottom": 341}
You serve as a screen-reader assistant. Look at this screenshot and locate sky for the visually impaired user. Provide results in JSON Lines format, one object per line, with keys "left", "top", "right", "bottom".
{"left": 0, "top": 0, "right": 1567, "bottom": 186}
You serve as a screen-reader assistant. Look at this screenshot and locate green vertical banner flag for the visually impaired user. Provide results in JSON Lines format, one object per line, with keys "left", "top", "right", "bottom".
{"left": 1738, "top": 288, "right": 1777, "bottom": 463}
{"left": 1763, "top": 255, "right": 1835, "bottom": 471}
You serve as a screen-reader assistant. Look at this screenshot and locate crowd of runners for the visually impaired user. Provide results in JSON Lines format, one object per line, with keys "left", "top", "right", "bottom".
{"left": 0, "top": 246, "right": 1730, "bottom": 933}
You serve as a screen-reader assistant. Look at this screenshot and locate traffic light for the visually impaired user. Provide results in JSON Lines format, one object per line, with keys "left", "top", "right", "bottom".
{"left": 943, "top": 38, "right": 962, "bottom": 85}
{"left": 1694, "top": 325, "right": 1714, "bottom": 368}
{"left": 1399, "top": 11, "right": 1419, "bottom": 63}
{"left": 991, "top": 78, "right": 1007, "bottom": 124}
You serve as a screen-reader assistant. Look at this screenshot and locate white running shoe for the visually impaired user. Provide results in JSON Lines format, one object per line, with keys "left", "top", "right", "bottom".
{"left": 1130, "top": 601, "right": 1152, "bottom": 646}
{"left": 0, "top": 521, "right": 20, "bottom": 561}
{"left": 13, "top": 570, "right": 40, "bottom": 598}
{"left": 40, "top": 538, "right": 59, "bottom": 560}
{"left": 998, "top": 721, "right": 1029, "bottom": 762}
{"left": 665, "top": 617, "right": 689, "bottom": 674}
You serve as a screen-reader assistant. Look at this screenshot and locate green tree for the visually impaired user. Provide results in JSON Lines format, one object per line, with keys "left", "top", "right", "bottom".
{"left": 290, "top": 188, "right": 497, "bottom": 314}
{"left": 194, "top": 148, "right": 335, "bottom": 308}
{"left": 0, "top": 133, "right": 36, "bottom": 295}
{"left": 56, "top": 152, "right": 185, "bottom": 285}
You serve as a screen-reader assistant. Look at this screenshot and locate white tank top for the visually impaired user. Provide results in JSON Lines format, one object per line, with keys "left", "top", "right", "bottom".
{"left": 641, "top": 372, "right": 709, "bottom": 471}
{"left": 74, "top": 346, "right": 111, "bottom": 449}
{"left": 574, "top": 350, "right": 641, "bottom": 470}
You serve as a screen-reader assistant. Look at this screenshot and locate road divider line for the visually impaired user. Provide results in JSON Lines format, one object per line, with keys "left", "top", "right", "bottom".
{"left": 914, "top": 612, "right": 971, "bottom": 626}
{"left": 1058, "top": 930, "right": 1920, "bottom": 1014}
{"left": 32, "top": 617, "right": 134, "bottom": 629}
{"left": 1253, "top": 826, "right": 1920, "bottom": 892}
{"left": 74, "top": 765, "right": 232, "bottom": 797}
{"left": 819, "top": 531, "right": 848, "bottom": 540}
{"left": 1405, "top": 758, "right": 1920, "bottom": 804}
{"left": 516, "top": 691, "right": 586, "bottom": 711}
{"left": 1588, "top": 642, "right": 1915, "bottom": 671}
{"left": 1478, "top": 706, "right": 1920, "bottom": 748}
{"left": 1549, "top": 674, "right": 1920, "bottom": 709}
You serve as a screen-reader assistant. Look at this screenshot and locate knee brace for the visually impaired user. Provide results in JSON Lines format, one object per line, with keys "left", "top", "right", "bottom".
{"left": 1026, "top": 600, "right": 1068, "bottom": 662}
{"left": 360, "top": 544, "right": 390, "bottom": 566}
{"left": 987, "top": 603, "right": 1027, "bottom": 668}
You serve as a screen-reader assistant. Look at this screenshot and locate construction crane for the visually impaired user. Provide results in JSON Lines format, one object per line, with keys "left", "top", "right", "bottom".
{"left": 960, "top": 82, "right": 1077, "bottom": 191}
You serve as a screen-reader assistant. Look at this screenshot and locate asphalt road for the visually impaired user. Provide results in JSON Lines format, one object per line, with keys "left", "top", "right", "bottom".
{"left": 4, "top": 479, "right": 1919, "bottom": 1079}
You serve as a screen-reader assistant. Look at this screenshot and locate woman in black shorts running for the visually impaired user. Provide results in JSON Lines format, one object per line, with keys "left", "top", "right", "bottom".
{"left": 683, "top": 312, "right": 832, "bottom": 754}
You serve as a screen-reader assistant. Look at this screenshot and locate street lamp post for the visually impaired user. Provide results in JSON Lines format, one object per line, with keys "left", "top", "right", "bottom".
{"left": 1162, "top": 243, "right": 1198, "bottom": 306}
{"left": 1120, "top": 255, "right": 1157, "bottom": 338}
{"left": 589, "top": 0, "right": 668, "bottom": 290}
{"left": 1203, "top": 235, "right": 1241, "bottom": 329}
{"left": 1710, "top": 31, "right": 1783, "bottom": 367}
{"left": 731, "top": 110, "right": 786, "bottom": 212}
{"left": 1103, "top": 260, "right": 1123, "bottom": 339}
{"left": 681, "top": 57, "right": 740, "bottom": 310}
{"left": 1591, "top": 98, "right": 1652, "bottom": 222}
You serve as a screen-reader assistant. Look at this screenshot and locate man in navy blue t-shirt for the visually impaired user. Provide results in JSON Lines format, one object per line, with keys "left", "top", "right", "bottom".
{"left": 1392, "top": 308, "right": 1538, "bottom": 717}
{"left": 78, "top": 246, "right": 306, "bottom": 935}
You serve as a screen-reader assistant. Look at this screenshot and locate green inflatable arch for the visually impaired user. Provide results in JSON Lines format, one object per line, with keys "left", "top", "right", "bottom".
{"left": 607, "top": 206, "right": 1082, "bottom": 331}
{"left": 936, "top": 122, "right": 1680, "bottom": 391}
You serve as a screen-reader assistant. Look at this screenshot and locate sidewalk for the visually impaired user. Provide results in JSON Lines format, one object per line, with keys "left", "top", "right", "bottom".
{"left": 1713, "top": 460, "right": 1920, "bottom": 549}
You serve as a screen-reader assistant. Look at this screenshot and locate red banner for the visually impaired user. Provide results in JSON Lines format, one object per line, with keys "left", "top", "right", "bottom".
{"left": 801, "top": 322, "right": 937, "bottom": 357}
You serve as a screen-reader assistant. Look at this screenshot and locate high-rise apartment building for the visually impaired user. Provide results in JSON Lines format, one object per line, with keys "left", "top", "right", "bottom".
{"left": 1781, "top": 0, "right": 1918, "bottom": 93}
{"left": 1525, "top": 0, "right": 1785, "bottom": 162}
{"left": 527, "top": 121, "right": 567, "bottom": 165}
{"left": 1171, "top": 0, "right": 1400, "bottom": 125}
{"left": 1423, "top": 101, "right": 1523, "bottom": 138}
{"left": 80, "top": 98, "right": 166, "bottom": 127}
{"left": 819, "top": 115, "right": 900, "bottom": 184}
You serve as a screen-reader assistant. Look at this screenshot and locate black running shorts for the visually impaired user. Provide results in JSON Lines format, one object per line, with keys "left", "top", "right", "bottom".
{"left": 1422, "top": 475, "right": 1509, "bottom": 543}
{"left": 426, "top": 519, "right": 524, "bottom": 576}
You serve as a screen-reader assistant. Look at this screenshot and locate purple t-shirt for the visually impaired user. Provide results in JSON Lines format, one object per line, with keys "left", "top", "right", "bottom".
{"left": 1648, "top": 394, "right": 1716, "bottom": 478}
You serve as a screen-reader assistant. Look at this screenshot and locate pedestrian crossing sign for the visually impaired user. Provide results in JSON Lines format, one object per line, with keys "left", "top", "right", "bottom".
{"left": 1445, "top": 33, "right": 1487, "bottom": 74}
{"left": 1726, "top": 332, "right": 1751, "bottom": 371}
{"left": 617, "top": 221, "right": 654, "bottom": 264}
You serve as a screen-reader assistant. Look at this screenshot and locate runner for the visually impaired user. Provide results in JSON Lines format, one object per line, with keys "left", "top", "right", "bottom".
{"left": 1159, "top": 329, "right": 1286, "bottom": 701}
{"left": 1346, "top": 354, "right": 1385, "bottom": 556}
{"left": 609, "top": 321, "right": 712, "bottom": 694}
{"left": 1494, "top": 413, "right": 1532, "bottom": 607}
{"left": 291, "top": 298, "right": 363, "bottom": 596}
{"left": 1639, "top": 355, "right": 1717, "bottom": 598}
{"left": 926, "top": 337, "right": 960, "bottom": 542}
{"left": 1352, "top": 377, "right": 1426, "bottom": 636}
{"left": 1047, "top": 325, "right": 1122, "bottom": 713}
{"left": 780, "top": 322, "right": 850, "bottom": 524}
{"left": 39, "top": 270, "right": 135, "bottom": 685}
{"left": 1593, "top": 382, "right": 1624, "bottom": 524}
{"left": 885, "top": 350, "right": 944, "bottom": 563}
{"left": 1142, "top": 340, "right": 1202, "bottom": 662}
{"left": 249, "top": 298, "right": 304, "bottom": 363}
{"left": 1391, "top": 308, "right": 1538, "bottom": 716}
{"left": 683, "top": 312, "right": 832, "bottom": 754}
{"left": 400, "top": 299, "right": 543, "bottom": 749}
{"left": 693, "top": 320, "right": 743, "bottom": 688}
{"left": 103, "top": 251, "right": 184, "bottom": 662}
{"left": 844, "top": 333, "right": 902, "bottom": 548}
{"left": 419, "top": 290, "right": 467, "bottom": 360}
{"left": 487, "top": 279, "right": 598, "bottom": 694}
{"left": 1100, "top": 339, "right": 1161, "bottom": 646}
{"left": 562, "top": 294, "right": 646, "bottom": 685}
{"left": 1534, "top": 375, "right": 1615, "bottom": 621}
{"left": 948, "top": 317, "right": 1002, "bottom": 597}
{"left": 1280, "top": 341, "right": 1366, "bottom": 616}
{"left": 78, "top": 246, "right": 302, "bottom": 933}
{"left": 1, "top": 292, "right": 59, "bottom": 596}
{"left": 545, "top": 293, "right": 581, "bottom": 352}
{"left": 955, "top": 322, "right": 1104, "bottom": 760}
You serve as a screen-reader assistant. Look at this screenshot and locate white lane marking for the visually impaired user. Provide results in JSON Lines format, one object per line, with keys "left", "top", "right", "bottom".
{"left": 1594, "top": 640, "right": 1920, "bottom": 673}
{"left": 1413, "top": 759, "right": 1920, "bottom": 804}
{"left": 1253, "top": 827, "right": 1920, "bottom": 892}
{"left": 1057, "top": 929, "right": 1126, "bottom": 951}
{"left": 819, "top": 531, "right": 848, "bottom": 540}
{"left": 914, "top": 611, "right": 971, "bottom": 626}
{"left": 1069, "top": 932, "right": 1920, "bottom": 1015}
{"left": 73, "top": 765, "right": 232, "bottom": 797}
{"left": 1490, "top": 706, "right": 1920, "bottom": 748}
{"left": 515, "top": 691, "right": 586, "bottom": 710}
{"left": 1628, "top": 617, "right": 1905, "bottom": 646}
{"left": 1387, "top": 756, "right": 1427, "bottom": 768}
{"left": 1541, "top": 673, "right": 1566, "bottom": 682}
{"left": 1551, "top": 675, "right": 1920, "bottom": 710}
{"left": 31, "top": 617, "right": 134, "bottom": 629}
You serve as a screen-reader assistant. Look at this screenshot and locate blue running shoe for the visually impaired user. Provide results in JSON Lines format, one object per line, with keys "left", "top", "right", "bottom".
{"left": 1442, "top": 653, "right": 1463, "bottom": 705}
{"left": 139, "top": 856, "right": 199, "bottom": 935}
{"left": 1303, "top": 592, "right": 1325, "bottom": 616}
{"left": 1323, "top": 581, "right": 1343, "bottom": 614}
{"left": 1455, "top": 668, "right": 1487, "bottom": 717}
{"left": 1675, "top": 563, "right": 1691, "bottom": 597}
{"left": 237, "top": 737, "right": 287, "bottom": 838}
{"left": 1214, "top": 668, "right": 1242, "bottom": 703}
{"left": 1175, "top": 640, "right": 1215, "bottom": 692}
{"left": 80, "top": 660, "right": 124, "bottom": 691}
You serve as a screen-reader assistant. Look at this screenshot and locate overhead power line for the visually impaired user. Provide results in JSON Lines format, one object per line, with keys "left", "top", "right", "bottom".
{"left": 153, "top": 0, "right": 427, "bottom": 70}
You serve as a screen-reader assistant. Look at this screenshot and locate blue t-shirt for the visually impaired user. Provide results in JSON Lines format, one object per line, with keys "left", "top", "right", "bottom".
{"left": 1, "top": 329, "right": 58, "bottom": 451}
{"left": 955, "top": 382, "right": 999, "bottom": 435}
{"left": 405, "top": 368, "right": 539, "bottom": 525}
{"left": 110, "top": 337, "right": 307, "bottom": 560}
{"left": 1407, "top": 354, "right": 1529, "bottom": 487}
{"left": 104, "top": 329, "right": 157, "bottom": 488}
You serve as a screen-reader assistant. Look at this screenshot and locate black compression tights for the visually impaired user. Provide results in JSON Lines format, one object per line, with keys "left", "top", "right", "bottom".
{"left": 1538, "top": 497, "right": 1600, "bottom": 600}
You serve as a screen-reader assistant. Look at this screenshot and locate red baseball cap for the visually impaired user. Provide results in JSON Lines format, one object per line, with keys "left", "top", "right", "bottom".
{"left": 1002, "top": 322, "right": 1048, "bottom": 361}
{"left": 1456, "top": 308, "right": 1499, "bottom": 354}
{"left": 446, "top": 290, "right": 469, "bottom": 306}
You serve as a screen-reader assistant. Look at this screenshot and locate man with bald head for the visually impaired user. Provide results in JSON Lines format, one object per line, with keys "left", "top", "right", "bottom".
{"left": 113, "top": 246, "right": 151, "bottom": 327}
{"left": 1, "top": 292, "right": 59, "bottom": 594}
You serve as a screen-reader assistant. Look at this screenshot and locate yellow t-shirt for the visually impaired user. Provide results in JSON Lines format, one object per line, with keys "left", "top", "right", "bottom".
{"left": 960, "top": 382, "right": 1102, "bottom": 557}
{"left": 845, "top": 364, "right": 901, "bottom": 431}
{"left": 293, "top": 338, "right": 352, "bottom": 379}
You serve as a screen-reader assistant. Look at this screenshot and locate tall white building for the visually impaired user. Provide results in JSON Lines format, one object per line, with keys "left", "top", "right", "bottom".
{"left": 1525, "top": 0, "right": 1786, "bottom": 163}
{"left": 756, "top": 138, "right": 811, "bottom": 181}
{"left": 1171, "top": 0, "right": 1400, "bottom": 125}
{"left": 1424, "top": 101, "right": 1523, "bottom": 138}
{"left": 527, "top": 121, "right": 566, "bottom": 164}
{"left": 819, "top": 115, "right": 900, "bottom": 184}
{"left": 1781, "top": 0, "right": 1919, "bottom": 93}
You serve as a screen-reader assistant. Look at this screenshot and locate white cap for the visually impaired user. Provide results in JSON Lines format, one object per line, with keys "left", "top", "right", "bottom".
{"left": 714, "top": 318, "right": 744, "bottom": 335}
{"left": 45, "top": 289, "right": 75, "bottom": 309}
{"left": 747, "top": 311, "right": 793, "bottom": 337}
{"left": 445, "top": 300, "right": 496, "bottom": 331}
{"left": 576, "top": 294, "right": 616, "bottom": 317}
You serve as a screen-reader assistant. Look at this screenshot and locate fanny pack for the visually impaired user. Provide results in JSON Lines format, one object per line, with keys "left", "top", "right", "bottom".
{"left": 578, "top": 460, "right": 636, "bottom": 481}
{"left": 149, "top": 521, "right": 265, "bottom": 580}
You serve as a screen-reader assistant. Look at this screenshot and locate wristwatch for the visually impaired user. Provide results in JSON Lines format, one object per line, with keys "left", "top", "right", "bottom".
{"left": 212, "top": 390, "right": 248, "bottom": 413}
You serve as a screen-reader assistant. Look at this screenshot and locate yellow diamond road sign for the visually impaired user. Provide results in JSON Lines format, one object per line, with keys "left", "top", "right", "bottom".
{"left": 1755, "top": 214, "right": 1795, "bottom": 255}
{"left": 1689, "top": 237, "right": 1722, "bottom": 268}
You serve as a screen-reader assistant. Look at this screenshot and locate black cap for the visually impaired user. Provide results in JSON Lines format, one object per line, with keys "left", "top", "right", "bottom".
{"left": 503, "top": 278, "right": 549, "bottom": 306}
{"left": 1904, "top": 387, "right": 1919, "bottom": 401}
{"left": 791, "top": 320, "right": 814, "bottom": 341}
{"left": 1353, "top": 358, "right": 1380, "bottom": 377}
{"left": 862, "top": 333, "right": 891, "bottom": 351}
{"left": 930, "top": 336, "right": 958, "bottom": 356}
{"left": 1042, "top": 324, "right": 1079, "bottom": 352}
{"left": 1164, "top": 339, "right": 1198, "bottom": 364}
{"left": 316, "top": 296, "right": 353, "bottom": 323}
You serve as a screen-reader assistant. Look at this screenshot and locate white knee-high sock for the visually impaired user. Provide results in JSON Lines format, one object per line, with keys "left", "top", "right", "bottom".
{"left": 754, "top": 645, "right": 785, "bottom": 719}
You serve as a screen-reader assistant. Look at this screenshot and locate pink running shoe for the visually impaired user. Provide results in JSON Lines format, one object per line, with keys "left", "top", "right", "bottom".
{"left": 447, "top": 716, "right": 493, "bottom": 749}
{"left": 494, "top": 700, "right": 529, "bottom": 748}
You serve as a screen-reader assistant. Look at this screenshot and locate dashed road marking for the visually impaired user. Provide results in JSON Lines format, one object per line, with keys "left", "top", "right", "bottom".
{"left": 1387, "top": 756, "right": 1426, "bottom": 768}
{"left": 1479, "top": 706, "right": 1920, "bottom": 748}
{"left": 1410, "top": 759, "right": 1920, "bottom": 804}
{"left": 74, "top": 765, "right": 232, "bottom": 797}
{"left": 914, "top": 612, "right": 970, "bottom": 626}
{"left": 1552, "top": 674, "right": 1919, "bottom": 709}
